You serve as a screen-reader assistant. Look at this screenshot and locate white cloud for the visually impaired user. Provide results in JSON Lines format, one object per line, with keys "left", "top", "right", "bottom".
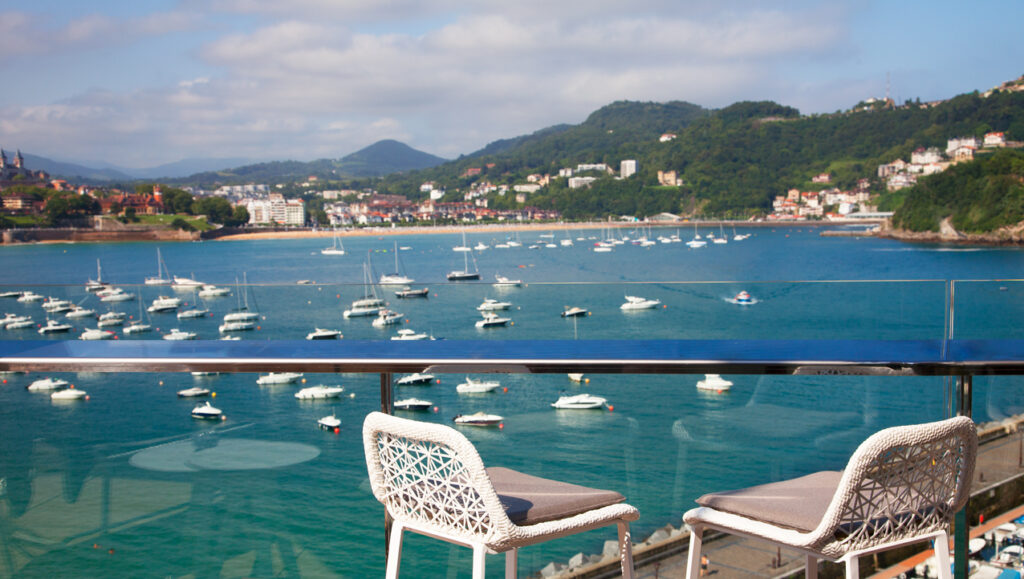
{"left": 2, "top": 3, "right": 857, "bottom": 166}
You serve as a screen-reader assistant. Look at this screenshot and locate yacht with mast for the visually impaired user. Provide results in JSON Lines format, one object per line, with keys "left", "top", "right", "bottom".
{"left": 145, "top": 248, "right": 172, "bottom": 285}
{"left": 379, "top": 242, "right": 414, "bottom": 285}
{"left": 447, "top": 243, "right": 480, "bottom": 281}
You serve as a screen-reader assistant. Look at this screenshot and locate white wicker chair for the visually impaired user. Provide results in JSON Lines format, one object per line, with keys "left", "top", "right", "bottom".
{"left": 363, "top": 411, "right": 639, "bottom": 578}
{"left": 683, "top": 416, "right": 977, "bottom": 579}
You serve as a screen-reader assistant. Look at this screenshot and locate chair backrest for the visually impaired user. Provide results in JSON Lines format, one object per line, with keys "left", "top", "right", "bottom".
{"left": 812, "top": 416, "right": 977, "bottom": 558}
{"left": 362, "top": 412, "right": 515, "bottom": 545}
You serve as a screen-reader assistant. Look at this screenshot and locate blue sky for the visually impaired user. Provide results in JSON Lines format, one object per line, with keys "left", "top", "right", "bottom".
{"left": 0, "top": 0, "right": 1021, "bottom": 168}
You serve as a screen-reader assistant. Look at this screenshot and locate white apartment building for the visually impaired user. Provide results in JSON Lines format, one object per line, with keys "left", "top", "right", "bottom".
{"left": 246, "top": 194, "right": 305, "bottom": 225}
{"left": 620, "top": 160, "right": 638, "bottom": 178}
{"left": 568, "top": 176, "right": 597, "bottom": 189}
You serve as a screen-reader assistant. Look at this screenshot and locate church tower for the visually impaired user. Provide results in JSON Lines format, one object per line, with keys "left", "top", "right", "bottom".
{"left": 14, "top": 150, "right": 24, "bottom": 169}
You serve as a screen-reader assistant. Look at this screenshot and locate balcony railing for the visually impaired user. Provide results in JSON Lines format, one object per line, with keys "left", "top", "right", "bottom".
{"left": 1, "top": 279, "right": 1022, "bottom": 578}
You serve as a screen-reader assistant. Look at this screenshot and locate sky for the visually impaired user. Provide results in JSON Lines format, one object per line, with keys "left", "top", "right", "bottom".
{"left": 0, "top": 0, "right": 1021, "bottom": 169}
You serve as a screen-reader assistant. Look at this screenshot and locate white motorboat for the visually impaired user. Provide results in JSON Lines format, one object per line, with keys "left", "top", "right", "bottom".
{"left": 4, "top": 317, "right": 33, "bottom": 330}
{"left": 379, "top": 242, "right": 414, "bottom": 285}
{"left": 453, "top": 412, "right": 503, "bottom": 426}
{"left": 42, "top": 298, "right": 74, "bottom": 313}
{"left": 38, "top": 319, "right": 73, "bottom": 334}
{"left": 198, "top": 284, "right": 231, "bottom": 298}
{"left": 65, "top": 306, "right": 96, "bottom": 319}
{"left": 396, "top": 373, "right": 435, "bottom": 386}
{"left": 391, "top": 328, "right": 432, "bottom": 341}
{"left": 123, "top": 321, "right": 152, "bottom": 334}
{"left": 145, "top": 248, "right": 173, "bottom": 285}
{"left": 98, "top": 288, "right": 135, "bottom": 302}
{"left": 493, "top": 274, "right": 522, "bottom": 287}
{"left": 696, "top": 374, "right": 733, "bottom": 392}
{"left": 191, "top": 401, "right": 223, "bottom": 420}
{"left": 177, "top": 307, "right": 210, "bottom": 320}
{"left": 452, "top": 230, "right": 471, "bottom": 252}
{"left": 372, "top": 309, "right": 403, "bottom": 328}
{"left": 1, "top": 313, "right": 31, "bottom": 328}
{"left": 620, "top": 295, "right": 661, "bottom": 310}
{"left": 163, "top": 328, "right": 197, "bottom": 340}
{"left": 177, "top": 386, "right": 211, "bottom": 397}
{"left": 321, "top": 231, "right": 346, "bottom": 255}
{"left": 96, "top": 314, "right": 124, "bottom": 327}
{"left": 477, "top": 298, "right": 512, "bottom": 311}
{"left": 18, "top": 291, "right": 44, "bottom": 302}
{"left": 475, "top": 312, "right": 511, "bottom": 328}
{"left": 222, "top": 311, "right": 259, "bottom": 323}
{"left": 0, "top": 291, "right": 21, "bottom": 298}
{"left": 256, "top": 372, "right": 303, "bottom": 385}
{"left": 219, "top": 321, "right": 255, "bottom": 332}
{"left": 27, "top": 377, "right": 70, "bottom": 391}
{"left": 456, "top": 377, "right": 501, "bottom": 394}
{"left": 148, "top": 296, "right": 182, "bottom": 313}
{"left": 686, "top": 238, "right": 707, "bottom": 248}
{"left": 306, "top": 328, "right": 342, "bottom": 340}
{"left": 568, "top": 373, "right": 584, "bottom": 382}
{"left": 191, "top": 371, "right": 220, "bottom": 376}
{"left": 173, "top": 275, "right": 204, "bottom": 289}
{"left": 51, "top": 387, "right": 88, "bottom": 400}
{"left": 394, "top": 286, "right": 429, "bottom": 298}
{"left": 561, "top": 306, "right": 588, "bottom": 318}
{"left": 394, "top": 398, "right": 433, "bottom": 411}
{"left": 473, "top": 242, "right": 489, "bottom": 251}
{"left": 551, "top": 393, "right": 608, "bottom": 409}
{"left": 295, "top": 385, "right": 345, "bottom": 399}
{"left": 98, "top": 311, "right": 127, "bottom": 323}
{"left": 318, "top": 413, "right": 341, "bottom": 430}
{"left": 80, "top": 328, "right": 115, "bottom": 340}
{"left": 220, "top": 335, "right": 241, "bottom": 341}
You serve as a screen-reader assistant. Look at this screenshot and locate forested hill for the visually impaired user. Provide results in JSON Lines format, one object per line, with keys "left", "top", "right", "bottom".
{"left": 377, "top": 90, "right": 1024, "bottom": 220}
{"left": 892, "top": 149, "right": 1024, "bottom": 234}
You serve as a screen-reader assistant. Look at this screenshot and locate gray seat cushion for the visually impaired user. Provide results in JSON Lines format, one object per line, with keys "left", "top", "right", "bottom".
{"left": 695, "top": 470, "right": 842, "bottom": 532}
{"left": 487, "top": 467, "right": 626, "bottom": 526}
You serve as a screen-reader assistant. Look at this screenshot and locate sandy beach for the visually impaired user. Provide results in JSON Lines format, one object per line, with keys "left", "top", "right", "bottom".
{"left": 210, "top": 220, "right": 843, "bottom": 242}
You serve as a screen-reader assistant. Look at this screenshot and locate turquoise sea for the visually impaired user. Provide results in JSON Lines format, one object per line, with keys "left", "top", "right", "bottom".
{"left": 1, "top": 225, "right": 1024, "bottom": 577}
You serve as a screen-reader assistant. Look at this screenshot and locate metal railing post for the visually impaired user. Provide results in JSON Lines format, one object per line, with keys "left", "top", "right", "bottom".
{"left": 954, "top": 374, "right": 972, "bottom": 579}
{"left": 381, "top": 372, "right": 394, "bottom": 563}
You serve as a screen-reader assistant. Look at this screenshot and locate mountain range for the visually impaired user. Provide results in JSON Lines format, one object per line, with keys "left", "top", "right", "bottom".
{"left": 24, "top": 139, "right": 447, "bottom": 183}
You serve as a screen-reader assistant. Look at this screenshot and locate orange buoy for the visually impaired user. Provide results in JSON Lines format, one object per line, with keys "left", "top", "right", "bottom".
{"left": 503, "top": 387, "right": 508, "bottom": 393}
{"left": 334, "top": 427, "right": 340, "bottom": 434}
{"left": 433, "top": 406, "right": 439, "bottom": 413}
{"left": 608, "top": 405, "right": 614, "bottom": 412}
{"left": 499, "top": 423, "right": 504, "bottom": 429}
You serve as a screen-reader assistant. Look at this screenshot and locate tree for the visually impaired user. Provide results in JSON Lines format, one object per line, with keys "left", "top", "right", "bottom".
{"left": 170, "top": 217, "right": 196, "bottom": 232}
{"left": 192, "top": 197, "right": 233, "bottom": 224}
{"left": 43, "top": 193, "right": 100, "bottom": 226}
{"left": 226, "top": 205, "right": 250, "bottom": 227}
{"left": 161, "top": 189, "right": 195, "bottom": 215}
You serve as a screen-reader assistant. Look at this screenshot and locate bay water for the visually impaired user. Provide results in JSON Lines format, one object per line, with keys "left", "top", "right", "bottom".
{"left": 1, "top": 225, "right": 1023, "bottom": 577}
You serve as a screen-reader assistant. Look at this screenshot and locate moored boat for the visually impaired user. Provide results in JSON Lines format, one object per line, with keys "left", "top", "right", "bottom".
{"left": 393, "top": 398, "right": 433, "bottom": 411}
{"left": 51, "top": 387, "right": 88, "bottom": 400}
{"left": 162, "top": 328, "right": 197, "bottom": 340}
{"left": 396, "top": 373, "right": 435, "bottom": 386}
{"left": 38, "top": 319, "right": 73, "bottom": 334}
{"left": 394, "top": 286, "right": 429, "bottom": 298}
{"left": 696, "top": 374, "right": 733, "bottom": 392}
{"left": 391, "top": 328, "right": 431, "bottom": 340}
{"left": 219, "top": 320, "right": 255, "bottom": 332}
{"left": 456, "top": 376, "right": 501, "bottom": 394}
{"left": 551, "top": 393, "right": 608, "bottom": 409}
{"left": 475, "top": 312, "right": 511, "bottom": 328}
{"left": 191, "top": 401, "right": 223, "bottom": 420}
{"left": 620, "top": 295, "right": 661, "bottom": 310}
{"left": 148, "top": 296, "right": 182, "bottom": 313}
{"left": 477, "top": 298, "right": 512, "bottom": 311}
{"left": 318, "top": 413, "right": 341, "bottom": 430}
{"left": 294, "top": 385, "right": 345, "bottom": 399}
{"left": 493, "top": 274, "right": 522, "bottom": 287}
{"left": 27, "top": 377, "right": 69, "bottom": 391}
{"left": 371, "top": 309, "right": 403, "bottom": 328}
{"left": 561, "top": 306, "right": 588, "bottom": 318}
{"left": 256, "top": 372, "right": 303, "bottom": 385}
{"left": 80, "top": 328, "right": 116, "bottom": 340}
{"left": 453, "top": 412, "right": 503, "bottom": 426}
{"left": 306, "top": 328, "right": 341, "bottom": 340}
{"left": 177, "top": 386, "right": 211, "bottom": 397}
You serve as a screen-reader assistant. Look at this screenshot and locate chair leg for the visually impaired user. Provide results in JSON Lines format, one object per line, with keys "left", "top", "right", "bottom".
{"left": 934, "top": 531, "right": 953, "bottom": 579}
{"left": 685, "top": 524, "right": 703, "bottom": 579}
{"left": 806, "top": 555, "right": 818, "bottom": 579}
{"left": 385, "top": 521, "right": 404, "bottom": 579}
{"left": 845, "top": 554, "right": 859, "bottom": 579}
{"left": 505, "top": 548, "right": 518, "bottom": 579}
{"left": 618, "top": 520, "right": 635, "bottom": 579}
{"left": 472, "top": 545, "right": 487, "bottom": 579}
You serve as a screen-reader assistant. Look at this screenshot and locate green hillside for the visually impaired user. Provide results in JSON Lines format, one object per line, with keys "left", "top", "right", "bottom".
{"left": 376, "top": 90, "right": 1024, "bottom": 222}
{"left": 892, "top": 149, "right": 1024, "bottom": 233}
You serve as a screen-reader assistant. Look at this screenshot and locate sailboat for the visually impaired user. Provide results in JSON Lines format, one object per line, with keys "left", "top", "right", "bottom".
{"left": 321, "top": 230, "right": 346, "bottom": 255}
{"left": 344, "top": 261, "right": 384, "bottom": 318}
{"left": 85, "top": 259, "right": 107, "bottom": 292}
{"left": 447, "top": 238, "right": 480, "bottom": 281}
{"left": 222, "top": 274, "right": 260, "bottom": 323}
{"left": 452, "top": 231, "right": 471, "bottom": 252}
{"left": 145, "top": 248, "right": 172, "bottom": 285}
{"left": 379, "top": 242, "right": 414, "bottom": 285}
